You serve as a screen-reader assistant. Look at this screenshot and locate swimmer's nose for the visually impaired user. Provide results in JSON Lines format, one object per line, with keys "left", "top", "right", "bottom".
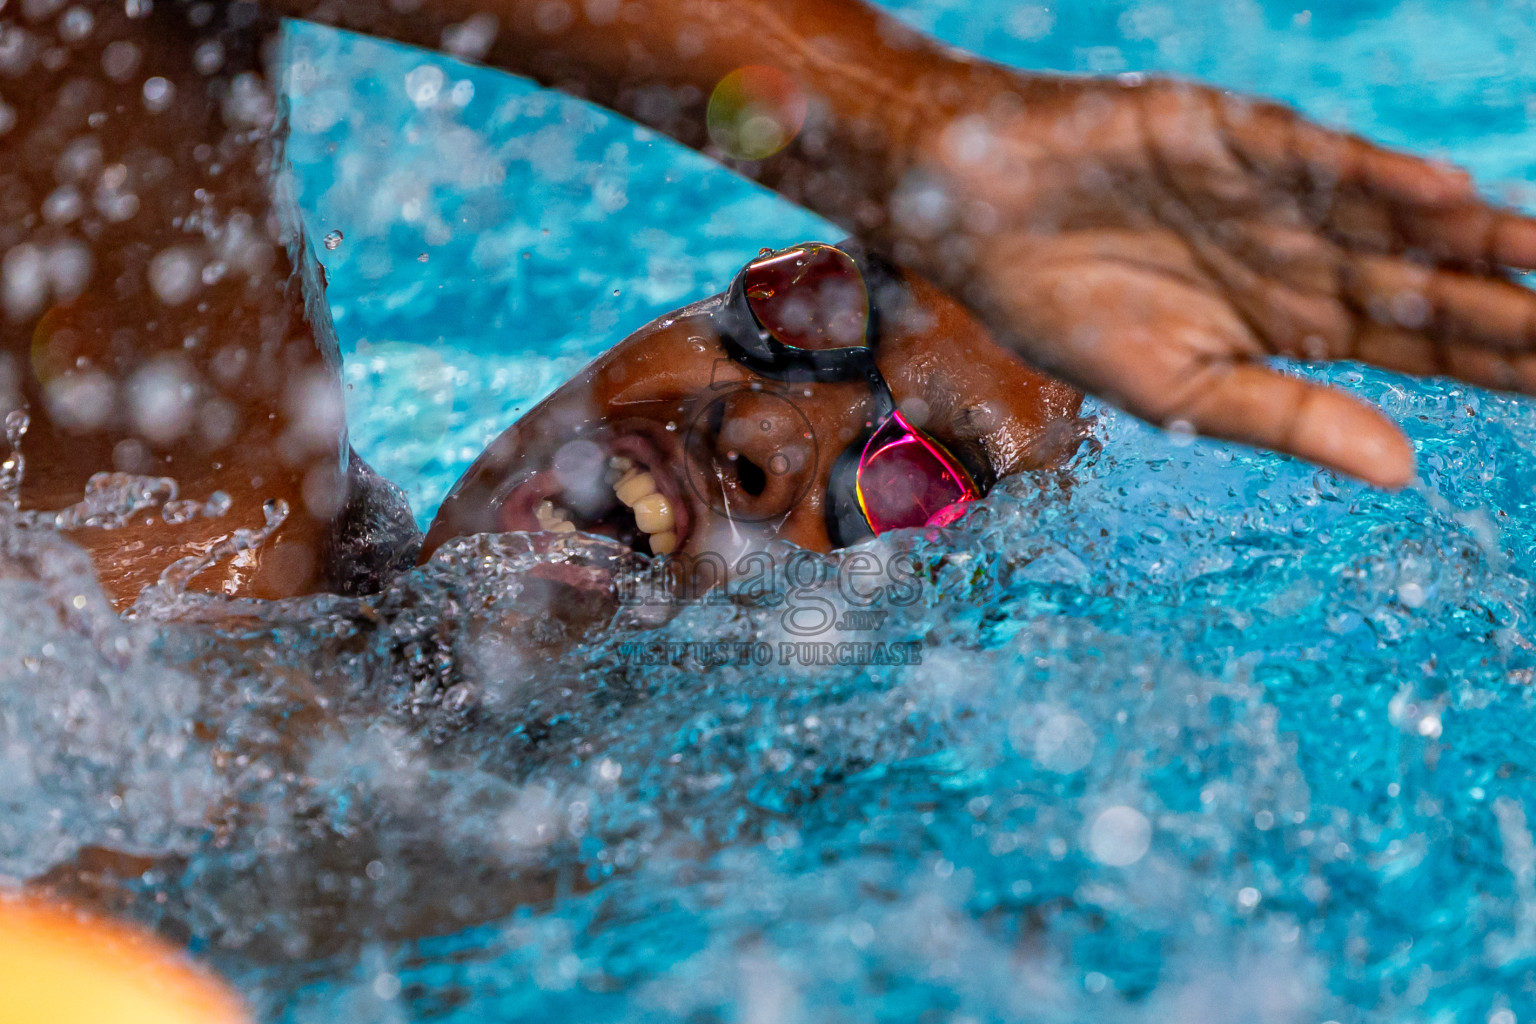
{"left": 685, "top": 388, "right": 820, "bottom": 526}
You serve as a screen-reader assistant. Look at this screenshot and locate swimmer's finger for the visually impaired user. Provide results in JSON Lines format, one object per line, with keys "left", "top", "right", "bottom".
{"left": 1353, "top": 324, "right": 1536, "bottom": 394}
{"left": 1386, "top": 203, "right": 1536, "bottom": 271}
{"left": 1219, "top": 96, "right": 1475, "bottom": 208}
{"left": 1347, "top": 255, "right": 1536, "bottom": 352}
{"left": 1176, "top": 361, "right": 1416, "bottom": 488}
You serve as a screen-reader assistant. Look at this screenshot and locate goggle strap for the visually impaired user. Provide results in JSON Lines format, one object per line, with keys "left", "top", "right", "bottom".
{"left": 824, "top": 435, "right": 875, "bottom": 549}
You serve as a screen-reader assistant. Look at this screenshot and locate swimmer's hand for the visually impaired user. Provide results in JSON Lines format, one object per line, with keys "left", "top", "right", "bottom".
{"left": 897, "top": 77, "right": 1536, "bottom": 488}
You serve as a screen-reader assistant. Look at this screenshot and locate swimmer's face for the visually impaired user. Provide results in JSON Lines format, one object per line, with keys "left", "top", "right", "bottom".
{"left": 423, "top": 257, "right": 1085, "bottom": 564}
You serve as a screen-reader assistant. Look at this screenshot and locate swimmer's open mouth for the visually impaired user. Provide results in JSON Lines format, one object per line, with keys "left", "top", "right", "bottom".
{"left": 494, "top": 431, "right": 691, "bottom": 557}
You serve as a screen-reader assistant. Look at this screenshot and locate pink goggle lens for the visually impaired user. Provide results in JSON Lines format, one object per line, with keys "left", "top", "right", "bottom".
{"left": 854, "top": 412, "right": 980, "bottom": 535}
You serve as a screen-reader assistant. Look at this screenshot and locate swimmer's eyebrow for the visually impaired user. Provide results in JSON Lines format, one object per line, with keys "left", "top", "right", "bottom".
{"left": 913, "top": 378, "right": 1001, "bottom": 486}
{"left": 904, "top": 373, "right": 969, "bottom": 437}
{"left": 949, "top": 402, "right": 1015, "bottom": 446}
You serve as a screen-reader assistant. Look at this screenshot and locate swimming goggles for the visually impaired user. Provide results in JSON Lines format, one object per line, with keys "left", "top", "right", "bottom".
{"left": 715, "top": 241, "right": 983, "bottom": 547}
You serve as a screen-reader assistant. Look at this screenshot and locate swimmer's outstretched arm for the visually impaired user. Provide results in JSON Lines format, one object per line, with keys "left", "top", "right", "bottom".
{"left": 272, "top": 0, "right": 1536, "bottom": 487}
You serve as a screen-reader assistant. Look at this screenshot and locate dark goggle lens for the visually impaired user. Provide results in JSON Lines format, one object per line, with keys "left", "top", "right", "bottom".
{"left": 743, "top": 245, "right": 870, "bottom": 351}
{"left": 855, "top": 412, "right": 981, "bottom": 535}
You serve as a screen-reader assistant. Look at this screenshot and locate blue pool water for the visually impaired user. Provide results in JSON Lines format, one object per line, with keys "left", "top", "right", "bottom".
{"left": 3, "top": 1, "right": 1536, "bottom": 1022}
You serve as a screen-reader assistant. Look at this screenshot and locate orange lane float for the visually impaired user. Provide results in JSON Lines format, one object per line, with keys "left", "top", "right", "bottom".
{"left": 0, "top": 893, "right": 248, "bottom": 1024}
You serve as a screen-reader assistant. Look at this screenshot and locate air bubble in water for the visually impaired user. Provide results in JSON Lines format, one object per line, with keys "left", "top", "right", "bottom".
{"left": 2, "top": 409, "right": 29, "bottom": 509}
{"left": 42, "top": 186, "right": 83, "bottom": 225}
{"left": 46, "top": 240, "right": 91, "bottom": 300}
{"left": 148, "top": 246, "right": 201, "bottom": 306}
{"left": 2, "top": 244, "right": 47, "bottom": 320}
{"left": 59, "top": 7, "right": 94, "bottom": 41}
{"left": 405, "top": 64, "right": 445, "bottom": 108}
{"left": 193, "top": 39, "right": 224, "bottom": 75}
{"left": 442, "top": 13, "right": 497, "bottom": 60}
{"left": 4, "top": 410, "right": 28, "bottom": 447}
{"left": 101, "top": 40, "right": 140, "bottom": 82}
{"left": 1035, "top": 712, "right": 1096, "bottom": 773}
{"left": 222, "top": 72, "right": 275, "bottom": 128}
{"left": 142, "top": 76, "right": 175, "bottom": 113}
{"left": 127, "top": 357, "right": 197, "bottom": 444}
{"left": 324, "top": 230, "right": 344, "bottom": 250}
{"left": 1088, "top": 805, "right": 1152, "bottom": 867}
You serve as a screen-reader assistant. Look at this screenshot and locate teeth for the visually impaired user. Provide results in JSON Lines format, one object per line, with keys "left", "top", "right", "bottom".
{"left": 614, "top": 470, "right": 656, "bottom": 507}
{"left": 604, "top": 455, "right": 636, "bottom": 486}
{"left": 537, "top": 461, "right": 683, "bottom": 552}
{"left": 609, "top": 462, "right": 679, "bottom": 555}
{"left": 535, "top": 499, "right": 576, "bottom": 533}
{"left": 631, "top": 492, "right": 673, "bottom": 534}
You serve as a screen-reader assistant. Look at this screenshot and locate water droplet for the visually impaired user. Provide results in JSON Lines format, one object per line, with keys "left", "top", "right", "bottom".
{"left": 147, "top": 247, "right": 201, "bottom": 306}
{"left": 405, "top": 64, "right": 445, "bottom": 107}
{"left": 142, "top": 76, "right": 174, "bottom": 113}
{"left": 1088, "top": 805, "right": 1152, "bottom": 866}
{"left": 323, "top": 230, "right": 344, "bottom": 251}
